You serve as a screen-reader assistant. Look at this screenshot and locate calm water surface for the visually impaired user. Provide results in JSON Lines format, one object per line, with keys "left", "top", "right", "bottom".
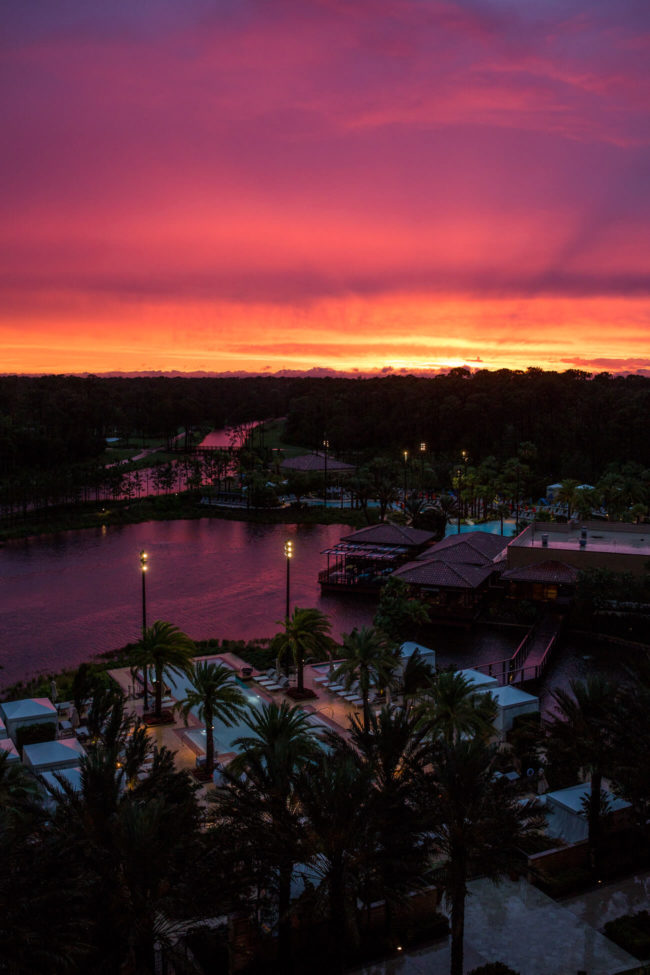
{"left": 0, "top": 520, "right": 377, "bottom": 688}
{"left": 0, "top": 517, "right": 623, "bottom": 707}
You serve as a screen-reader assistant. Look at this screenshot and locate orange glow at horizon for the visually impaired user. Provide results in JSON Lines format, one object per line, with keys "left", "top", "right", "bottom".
{"left": 1, "top": 2, "right": 649, "bottom": 377}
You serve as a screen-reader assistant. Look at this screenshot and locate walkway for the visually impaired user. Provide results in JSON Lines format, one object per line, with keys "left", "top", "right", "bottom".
{"left": 351, "top": 876, "right": 641, "bottom": 975}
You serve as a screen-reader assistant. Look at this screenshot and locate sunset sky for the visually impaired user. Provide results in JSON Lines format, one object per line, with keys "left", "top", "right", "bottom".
{"left": 2, "top": 0, "right": 649, "bottom": 376}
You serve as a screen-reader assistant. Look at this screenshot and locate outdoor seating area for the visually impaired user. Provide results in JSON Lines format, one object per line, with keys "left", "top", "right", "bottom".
{"left": 254, "top": 668, "right": 291, "bottom": 692}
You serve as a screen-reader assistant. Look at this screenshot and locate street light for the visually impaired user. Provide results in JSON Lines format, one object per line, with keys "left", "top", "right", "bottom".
{"left": 139, "top": 550, "right": 149, "bottom": 711}
{"left": 403, "top": 450, "right": 409, "bottom": 501}
{"left": 419, "top": 442, "right": 427, "bottom": 492}
{"left": 456, "top": 451, "right": 468, "bottom": 534}
{"left": 322, "top": 439, "right": 329, "bottom": 507}
{"left": 139, "top": 550, "right": 148, "bottom": 637}
{"left": 284, "top": 539, "right": 293, "bottom": 620}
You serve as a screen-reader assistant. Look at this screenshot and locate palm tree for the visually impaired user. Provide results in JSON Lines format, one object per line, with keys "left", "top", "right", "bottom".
{"left": 332, "top": 625, "right": 396, "bottom": 730}
{"left": 178, "top": 661, "right": 247, "bottom": 777}
{"left": 296, "top": 745, "right": 374, "bottom": 973}
{"left": 349, "top": 706, "right": 432, "bottom": 937}
{"left": 397, "top": 646, "right": 436, "bottom": 710}
{"left": 218, "top": 702, "right": 322, "bottom": 971}
{"left": 139, "top": 620, "right": 196, "bottom": 718}
{"left": 417, "top": 669, "right": 496, "bottom": 744}
{"left": 556, "top": 478, "right": 580, "bottom": 519}
{"left": 428, "top": 736, "right": 544, "bottom": 975}
{"left": 271, "top": 607, "right": 333, "bottom": 694}
{"left": 547, "top": 675, "right": 615, "bottom": 869}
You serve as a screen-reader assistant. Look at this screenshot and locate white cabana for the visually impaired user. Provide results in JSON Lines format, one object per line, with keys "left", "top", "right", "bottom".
{"left": 476, "top": 684, "right": 539, "bottom": 733}
{"left": 0, "top": 697, "right": 57, "bottom": 742}
{"left": 399, "top": 641, "right": 436, "bottom": 670}
{"left": 22, "top": 737, "right": 86, "bottom": 773}
{"left": 0, "top": 738, "right": 21, "bottom": 763}
{"left": 457, "top": 667, "right": 499, "bottom": 691}
{"left": 543, "top": 784, "right": 631, "bottom": 845}
{"left": 40, "top": 766, "right": 83, "bottom": 796}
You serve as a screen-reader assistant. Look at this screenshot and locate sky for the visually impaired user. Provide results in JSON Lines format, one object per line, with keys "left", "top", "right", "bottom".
{"left": 1, "top": 0, "right": 649, "bottom": 376}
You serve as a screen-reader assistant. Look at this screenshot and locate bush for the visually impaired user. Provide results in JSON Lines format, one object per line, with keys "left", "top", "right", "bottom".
{"left": 15, "top": 721, "right": 57, "bottom": 750}
{"left": 467, "top": 964, "right": 520, "bottom": 975}
{"left": 604, "top": 911, "right": 650, "bottom": 960}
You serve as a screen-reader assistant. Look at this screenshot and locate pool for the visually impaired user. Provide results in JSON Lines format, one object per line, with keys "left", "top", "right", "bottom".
{"left": 444, "top": 520, "right": 518, "bottom": 537}
{"left": 166, "top": 655, "right": 267, "bottom": 754}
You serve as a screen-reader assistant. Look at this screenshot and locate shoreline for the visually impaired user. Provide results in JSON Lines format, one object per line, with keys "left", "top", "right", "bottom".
{"left": 0, "top": 491, "right": 370, "bottom": 544}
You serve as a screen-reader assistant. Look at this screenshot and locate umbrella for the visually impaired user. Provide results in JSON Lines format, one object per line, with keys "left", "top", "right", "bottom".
{"left": 50, "top": 679, "right": 58, "bottom": 703}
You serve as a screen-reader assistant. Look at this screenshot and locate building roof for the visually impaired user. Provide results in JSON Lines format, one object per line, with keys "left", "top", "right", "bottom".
{"left": 22, "top": 737, "right": 86, "bottom": 770}
{"left": 280, "top": 452, "right": 356, "bottom": 473}
{"left": 511, "top": 521, "right": 650, "bottom": 557}
{"left": 341, "top": 524, "right": 435, "bottom": 547}
{"left": 0, "top": 697, "right": 57, "bottom": 723}
{"left": 417, "top": 531, "right": 507, "bottom": 565}
{"left": 501, "top": 560, "right": 580, "bottom": 585}
{"left": 392, "top": 559, "right": 494, "bottom": 590}
{"left": 0, "top": 739, "right": 20, "bottom": 762}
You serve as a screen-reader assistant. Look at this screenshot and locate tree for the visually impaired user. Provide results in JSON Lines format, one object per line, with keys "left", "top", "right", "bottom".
{"left": 332, "top": 626, "right": 396, "bottom": 730}
{"left": 373, "top": 576, "right": 430, "bottom": 645}
{"left": 417, "top": 670, "right": 496, "bottom": 745}
{"left": 556, "top": 478, "right": 580, "bottom": 519}
{"left": 178, "top": 661, "right": 246, "bottom": 777}
{"left": 348, "top": 706, "right": 432, "bottom": 937}
{"left": 427, "top": 737, "right": 544, "bottom": 975}
{"left": 217, "top": 702, "right": 322, "bottom": 971}
{"left": 271, "top": 607, "right": 333, "bottom": 694}
{"left": 138, "top": 620, "right": 196, "bottom": 718}
{"left": 546, "top": 675, "right": 615, "bottom": 870}
{"left": 296, "top": 745, "right": 374, "bottom": 973}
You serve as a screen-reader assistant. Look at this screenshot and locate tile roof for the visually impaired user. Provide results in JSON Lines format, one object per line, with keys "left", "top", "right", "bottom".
{"left": 501, "top": 560, "right": 580, "bottom": 584}
{"left": 341, "top": 524, "right": 435, "bottom": 547}
{"left": 416, "top": 531, "right": 507, "bottom": 565}
{"left": 392, "top": 559, "right": 494, "bottom": 589}
{"left": 280, "top": 452, "right": 356, "bottom": 472}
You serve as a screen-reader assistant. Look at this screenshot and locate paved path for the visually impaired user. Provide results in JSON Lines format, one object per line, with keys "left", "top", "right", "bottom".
{"left": 351, "top": 877, "right": 640, "bottom": 975}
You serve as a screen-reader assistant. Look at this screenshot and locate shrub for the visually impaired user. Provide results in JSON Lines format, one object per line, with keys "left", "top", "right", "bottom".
{"left": 15, "top": 721, "right": 57, "bottom": 750}
{"left": 604, "top": 911, "right": 650, "bottom": 960}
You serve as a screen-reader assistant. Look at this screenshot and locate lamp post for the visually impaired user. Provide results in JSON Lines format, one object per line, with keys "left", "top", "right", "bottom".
{"left": 284, "top": 539, "right": 293, "bottom": 620}
{"left": 403, "top": 450, "right": 409, "bottom": 502}
{"left": 139, "top": 550, "right": 149, "bottom": 711}
{"left": 456, "top": 450, "right": 468, "bottom": 534}
{"left": 322, "top": 439, "right": 329, "bottom": 507}
{"left": 419, "top": 442, "right": 427, "bottom": 493}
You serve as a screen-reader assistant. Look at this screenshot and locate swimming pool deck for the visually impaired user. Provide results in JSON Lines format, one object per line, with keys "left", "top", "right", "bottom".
{"left": 108, "top": 654, "right": 361, "bottom": 794}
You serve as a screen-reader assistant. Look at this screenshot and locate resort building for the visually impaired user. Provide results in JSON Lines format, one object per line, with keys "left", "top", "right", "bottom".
{"left": 319, "top": 523, "right": 435, "bottom": 591}
{"left": 391, "top": 531, "right": 507, "bottom": 619}
{"left": 506, "top": 521, "right": 650, "bottom": 578}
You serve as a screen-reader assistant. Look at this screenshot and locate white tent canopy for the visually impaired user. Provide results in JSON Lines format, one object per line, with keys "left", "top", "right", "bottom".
{"left": 23, "top": 737, "right": 86, "bottom": 773}
{"left": 476, "top": 684, "right": 539, "bottom": 733}
{"left": 0, "top": 738, "right": 21, "bottom": 763}
{"left": 0, "top": 697, "right": 57, "bottom": 741}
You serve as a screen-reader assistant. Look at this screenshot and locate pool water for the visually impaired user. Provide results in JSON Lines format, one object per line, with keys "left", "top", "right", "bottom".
{"left": 166, "top": 656, "right": 267, "bottom": 753}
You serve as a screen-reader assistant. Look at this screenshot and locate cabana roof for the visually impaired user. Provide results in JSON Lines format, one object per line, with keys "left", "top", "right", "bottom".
{"left": 0, "top": 739, "right": 20, "bottom": 762}
{"left": 23, "top": 737, "right": 86, "bottom": 771}
{"left": 0, "top": 697, "right": 57, "bottom": 723}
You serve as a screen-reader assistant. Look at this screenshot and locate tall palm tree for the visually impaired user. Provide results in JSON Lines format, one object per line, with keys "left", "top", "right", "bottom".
{"left": 428, "top": 736, "right": 544, "bottom": 975}
{"left": 556, "top": 478, "right": 580, "bottom": 519}
{"left": 218, "top": 702, "right": 322, "bottom": 972}
{"left": 271, "top": 607, "right": 333, "bottom": 694}
{"left": 178, "top": 661, "right": 247, "bottom": 777}
{"left": 349, "top": 706, "right": 432, "bottom": 937}
{"left": 547, "top": 675, "right": 615, "bottom": 869}
{"left": 417, "top": 669, "right": 496, "bottom": 745}
{"left": 296, "top": 745, "right": 374, "bottom": 973}
{"left": 333, "top": 626, "right": 396, "bottom": 730}
{"left": 139, "top": 620, "right": 196, "bottom": 718}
